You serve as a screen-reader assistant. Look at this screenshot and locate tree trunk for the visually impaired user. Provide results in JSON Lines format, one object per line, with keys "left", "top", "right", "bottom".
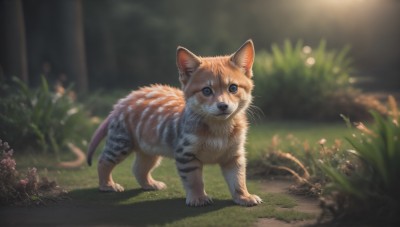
{"left": 83, "top": 0, "right": 118, "bottom": 89}
{"left": 57, "top": 0, "right": 88, "bottom": 94}
{"left": 0, "top": 0, "right": 28, "bottom": 83}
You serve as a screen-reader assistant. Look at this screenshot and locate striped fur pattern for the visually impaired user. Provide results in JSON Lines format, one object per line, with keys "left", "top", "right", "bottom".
{"left": 87, "top": 40, "right": 262, "bottom": 206}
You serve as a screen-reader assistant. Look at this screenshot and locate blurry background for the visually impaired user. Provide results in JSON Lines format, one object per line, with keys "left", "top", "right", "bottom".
{"left": 1, "top": 0, "right": 400, "bottom": 123}
{"left": 1, "top": 0, "right": 399, "bottom": 91}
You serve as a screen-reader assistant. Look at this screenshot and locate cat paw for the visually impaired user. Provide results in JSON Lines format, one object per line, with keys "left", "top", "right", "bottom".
{"left": 142, "top": 180, "right": 167, "bottom": 190}
{"left": 186, "top": 194, "right": 213, "bottom": 207}
{"left": 99, "top": 183, "right": 125, "bottom": 192}
{"left": 234, "top": 194, "right": 262, "bottom": 206}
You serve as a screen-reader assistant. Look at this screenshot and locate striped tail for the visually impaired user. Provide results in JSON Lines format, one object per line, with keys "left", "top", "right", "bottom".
{"left": 87, "top": 115, "right": 111, "bottom": 166}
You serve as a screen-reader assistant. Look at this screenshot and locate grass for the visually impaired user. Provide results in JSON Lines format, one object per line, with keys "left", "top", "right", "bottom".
{"left": 247, "top": 121, "right": 351, "bottom": 160}
{"left": 11, "top": 155, "right": 311, "bottom": 226}
{"left": 5, "top": 121, "right": 349, "bottom": 226}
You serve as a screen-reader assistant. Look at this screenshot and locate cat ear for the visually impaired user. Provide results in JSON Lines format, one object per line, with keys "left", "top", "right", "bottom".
{"left": 176, "top": 46, "right": 201, "bottom": 84}
{"left": 230, "top": 40, "right": 255, "bottom": 78}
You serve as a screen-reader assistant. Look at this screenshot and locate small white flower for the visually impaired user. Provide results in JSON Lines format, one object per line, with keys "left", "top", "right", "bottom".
{"left": 67, "top": 107, "right": 78, "bottom": 116}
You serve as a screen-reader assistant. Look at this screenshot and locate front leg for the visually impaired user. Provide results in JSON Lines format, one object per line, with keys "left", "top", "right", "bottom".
{"left": 175, "top": 153, "right": 213, "bottom": 206}
{"left": 220, "top": 155, "right": 262, "bottom": 206}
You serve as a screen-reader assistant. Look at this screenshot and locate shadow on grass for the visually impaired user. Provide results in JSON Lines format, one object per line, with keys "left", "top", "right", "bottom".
{"left": 1, "top": 187, "right": 234, "bottom": 226}
{"left": 68, "top": 187, "right": 146, "bottom": 204}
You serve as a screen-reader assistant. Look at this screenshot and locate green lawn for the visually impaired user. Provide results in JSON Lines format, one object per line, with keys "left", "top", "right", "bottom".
{"left": 247, "top": 121, "right": 351, "bottom": 160}
{"left": 9, "top": 122, "right": 350, "bottom": 226}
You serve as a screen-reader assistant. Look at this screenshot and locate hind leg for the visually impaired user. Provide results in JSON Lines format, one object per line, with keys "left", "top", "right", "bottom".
{"left": 97, "top": 157, "right": 125, "bottom": 192}
{"left": 133, "top": 152, "right": 166, "bottom": 190}
{"left": 97, "top": 138, "right": 132, "bottom": 192}
{"left": 96, "top": 113, "right": 133, "bottom": 192}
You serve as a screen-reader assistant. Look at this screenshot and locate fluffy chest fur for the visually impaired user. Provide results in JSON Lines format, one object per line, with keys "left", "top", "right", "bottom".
{"left": 190, "top": 119, "right": 247, "bottom": 164}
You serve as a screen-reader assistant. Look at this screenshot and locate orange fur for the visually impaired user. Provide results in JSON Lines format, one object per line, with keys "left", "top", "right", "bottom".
{"left": 87, "top": 40, "right": 262, "bottom": 206}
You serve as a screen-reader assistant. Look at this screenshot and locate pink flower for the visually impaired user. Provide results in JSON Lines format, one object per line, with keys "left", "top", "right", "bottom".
{"left": 19, "top": 178, "right": 29, "bottom": 186}
{"left": 7, "top": 149, "right": 14, "bottom": 156}
{"left": 2, "top": 149, "right": 14, "bottom": 159}
{"left": 0, "top": 157, "right": 16, "bottom": 170}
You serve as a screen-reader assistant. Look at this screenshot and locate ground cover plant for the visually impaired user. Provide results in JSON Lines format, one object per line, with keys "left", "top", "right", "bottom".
{"left": 247, "top": 122, "right": 353, "bottom": 197}
{"left": 317, "top": 96, "right": 400, "bottom": 225}
{"left": 253, "top": 39, "right": 386, "bottom": 120}
{"left": 0, "top": 76, "right": 91, "bottom": 155}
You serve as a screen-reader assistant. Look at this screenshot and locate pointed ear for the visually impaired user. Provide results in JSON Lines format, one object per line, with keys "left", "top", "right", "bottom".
{"left": 230, "top": 40, "right": 255, "bottom": 78}
{"left": 176, "top": 46, "right": 201, "bottom": 84}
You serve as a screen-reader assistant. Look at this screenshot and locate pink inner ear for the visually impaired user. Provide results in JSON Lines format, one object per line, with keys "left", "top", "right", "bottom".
{"left": 177, "top": 49, "right": 200, "bottom": 74}
{"left": 177, "top": 50, "right": 188, "bottom": 72}
{"left": 241, "top": 45, "right": 255, "bottom": 71}
{"left": 233, "top": 43, "right": 254, "bottom": 73}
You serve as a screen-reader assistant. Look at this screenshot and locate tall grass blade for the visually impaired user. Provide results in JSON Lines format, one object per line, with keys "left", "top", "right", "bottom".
{"left": 319, "top": 163, "right": 362, "bottom": 199}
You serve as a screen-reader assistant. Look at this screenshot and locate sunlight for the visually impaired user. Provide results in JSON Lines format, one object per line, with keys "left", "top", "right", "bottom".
{"left": 311, "top": 0, "right": 375, "bottom": 13}
{"left": 327, "top": 0, "right": 367, "bottom": 4}
{"left": 323, "top": 0, "right": 371, "bottom": 8}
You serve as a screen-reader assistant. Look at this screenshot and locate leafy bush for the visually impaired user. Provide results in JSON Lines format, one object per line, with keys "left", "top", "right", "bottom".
{"left": 248, "top": 133, "right": 354, "bottom": 197}
{"left": 0, "top": 139, "right": 65, "bottom": 206}
{"left": 253, "top": 39, "right": 383, "bottom": 120}
{"left": 249, "top": 96, "right": 400, "bottom": 224}
{"left": 0, "top": 77, "right": 90, "bottom": 154}
{"left": 318, "top": 96, "right": 400, "bottom": 224}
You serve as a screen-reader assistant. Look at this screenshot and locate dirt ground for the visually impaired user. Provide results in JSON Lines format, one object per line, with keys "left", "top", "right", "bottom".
{"left": 0, "top": 179, "right": 322, "bottom": 227}
{"left": 255, "top": 179, "right": 322, "bottom": 227}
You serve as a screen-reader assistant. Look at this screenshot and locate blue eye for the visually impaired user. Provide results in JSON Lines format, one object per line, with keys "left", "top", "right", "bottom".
{"left": 229, "top": 84, "right": 238, "bottom": 93}
{"left": 202, "top": 87, "right": 213, "bottom": 96}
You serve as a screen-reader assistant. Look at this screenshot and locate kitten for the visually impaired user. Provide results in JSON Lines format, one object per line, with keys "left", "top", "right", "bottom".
{"left": 87, "top": 40, "right": 262, "bottom": 206}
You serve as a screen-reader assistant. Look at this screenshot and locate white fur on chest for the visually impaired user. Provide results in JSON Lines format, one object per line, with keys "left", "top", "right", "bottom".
{"left": 197, "top": 129, "right": 244, "bottom": 164}
{"left": 202, "top": 135, "right": 230, "bottom": 152}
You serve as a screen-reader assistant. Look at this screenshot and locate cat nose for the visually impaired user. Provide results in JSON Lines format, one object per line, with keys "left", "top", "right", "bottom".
{"left": 217, "top": 102, "right": 228, "bottom": 111}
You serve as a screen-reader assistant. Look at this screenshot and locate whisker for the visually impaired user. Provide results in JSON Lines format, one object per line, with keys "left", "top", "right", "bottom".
{"left": 247, "top": 104, "right": 264, "bottom": 122}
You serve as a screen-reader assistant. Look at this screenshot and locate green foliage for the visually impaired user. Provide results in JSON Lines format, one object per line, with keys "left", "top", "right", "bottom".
{"left": 249, "top": 132, "right": 354, "bottom": 197}
{"left": 317, "top": 100, "right": 400, "bottom": 223}
{"left": 247, "top": 105, "right": 400, "bottom": 224}
{"left": 0, "top": 77, "right": 90, "bottom": 153}
{"left": 253, "top": 39, "right": 354, "bottom": 120}
{"left": 247, "top": 124, "right": 350, "bottom": 187}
